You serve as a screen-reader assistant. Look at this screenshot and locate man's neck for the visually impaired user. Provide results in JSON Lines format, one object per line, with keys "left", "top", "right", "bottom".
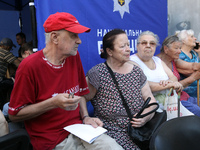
{"left": 43, "top": 47, "right": 66, "bottom": 65}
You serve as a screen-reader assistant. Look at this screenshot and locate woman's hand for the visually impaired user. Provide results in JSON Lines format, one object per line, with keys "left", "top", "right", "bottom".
{"left": 191, "top": 70, "right": 200, "bottom": 81}
{"left": 130, "top": 114, "right": 153, "bottom": 128}
{"left": 83, "top": 116, "right": 103, "bottom": 128}
{"left": 167, "top": 81, "right": 183, "bottom": 92}
{"left": 159, "top": 79, "right": 173, "bottom": 86}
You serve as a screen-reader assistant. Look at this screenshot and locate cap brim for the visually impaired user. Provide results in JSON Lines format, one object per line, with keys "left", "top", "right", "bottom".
{"left": 65, "top": 25, "right": 91, "bottom": 33}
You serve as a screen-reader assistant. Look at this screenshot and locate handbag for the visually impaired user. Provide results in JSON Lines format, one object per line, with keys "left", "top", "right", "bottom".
{"left": 164, "top": 88, "right": 194, "bottom": 120}
{"left": 104, "top": 61, "right": 167, "bottom": 150}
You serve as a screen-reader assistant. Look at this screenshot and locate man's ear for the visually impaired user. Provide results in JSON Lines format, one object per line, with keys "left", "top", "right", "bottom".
{"left": 51, "top": 32, "right": 58, "bottom": 44}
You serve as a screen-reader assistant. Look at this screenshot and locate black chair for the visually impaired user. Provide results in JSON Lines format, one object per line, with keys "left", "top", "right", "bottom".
{"left": 0, "top": 129, "right": 31, "bottom": 150}
{"left": 150, "top": 115, "right": 200, "bottom": 150}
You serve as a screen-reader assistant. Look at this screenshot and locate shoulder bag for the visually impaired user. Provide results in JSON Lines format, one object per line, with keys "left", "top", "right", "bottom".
{"left": 104, "top": 61, "right": 167, "bottom": 150}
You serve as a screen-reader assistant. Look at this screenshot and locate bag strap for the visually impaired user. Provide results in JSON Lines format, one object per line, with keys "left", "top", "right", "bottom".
{"left": 104, "top": 61, "right": 133, "bottom": 120}
{"left": 135, "top": 102, "right": 159, "bottom": 118}
{"left": 104, "top": 61, "right": 159, "bottom": 120}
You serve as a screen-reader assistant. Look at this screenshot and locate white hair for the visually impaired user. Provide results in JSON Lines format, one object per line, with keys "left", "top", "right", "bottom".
{"left": 175, "top": 29, "right": 194, "bottom": 41}
{"left": 137, "top": 30, "right": 160, "bottom": 45}
{"left": 45, "top": 32, "right": 51, "bottom": 44}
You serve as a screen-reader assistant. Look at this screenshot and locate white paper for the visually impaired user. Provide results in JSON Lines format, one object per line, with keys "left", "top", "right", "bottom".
{"left": 64, "top": 124, "right": 107, "bottom": 144}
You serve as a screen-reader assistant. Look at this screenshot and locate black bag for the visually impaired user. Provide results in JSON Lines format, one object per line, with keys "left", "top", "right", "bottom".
{"left": 104, "top": 61, "right": 167, "bottom": 150}
{"left": 127, "top": 101, "right": 167, "bottom": 150}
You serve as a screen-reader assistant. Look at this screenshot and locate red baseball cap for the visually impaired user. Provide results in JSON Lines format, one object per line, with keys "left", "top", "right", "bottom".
{"left": 43, "top": 12, "right": 91, "bottom": 33}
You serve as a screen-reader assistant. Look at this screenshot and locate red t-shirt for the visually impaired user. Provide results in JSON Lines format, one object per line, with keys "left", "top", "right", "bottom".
{"left": 8, "top": 50, "right": 89, "bottom": 150}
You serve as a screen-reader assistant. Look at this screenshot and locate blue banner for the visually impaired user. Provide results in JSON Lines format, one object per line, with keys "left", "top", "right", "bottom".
{"left": 35, "top": 0, "right": 167, "bottom": 73}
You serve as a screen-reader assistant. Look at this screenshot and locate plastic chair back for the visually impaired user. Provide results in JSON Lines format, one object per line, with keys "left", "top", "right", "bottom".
{"left": 0, "top": 129, "right": 31, "bottom": 150}
{"left": 150, "top": 115, "right": 200, "bottom": 150}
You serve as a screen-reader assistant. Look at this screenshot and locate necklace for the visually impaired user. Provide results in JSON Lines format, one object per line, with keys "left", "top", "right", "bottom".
{"left": 42, "top": 57, "right": 65, "bottom": 69}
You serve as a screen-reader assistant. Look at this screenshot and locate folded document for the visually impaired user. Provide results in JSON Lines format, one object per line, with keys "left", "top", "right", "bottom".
{"left": 64, "top": 124, "right": 107, "bottom": 144}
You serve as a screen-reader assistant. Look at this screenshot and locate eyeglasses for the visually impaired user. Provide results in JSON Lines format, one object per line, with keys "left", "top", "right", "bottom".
{"left": 138, "top": 41, "right": 157, "bottom": 47}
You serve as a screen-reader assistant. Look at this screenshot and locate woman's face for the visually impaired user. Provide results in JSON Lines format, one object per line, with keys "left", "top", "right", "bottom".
{"left": 165, "top": 41, "right": 182, "bottom": 60}
{"left": 109, "top": 33, "right": 130, "bottom": 63}
{"left": 136, "top": 35, "right": 157, "bottom": 61}
{"left": 184, "top": 34, "right": 197, "bottom": 48}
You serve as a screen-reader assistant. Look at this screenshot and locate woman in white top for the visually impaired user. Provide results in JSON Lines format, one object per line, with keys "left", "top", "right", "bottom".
{"left": 130, "top": 31, "right": 183, "bottom": 108}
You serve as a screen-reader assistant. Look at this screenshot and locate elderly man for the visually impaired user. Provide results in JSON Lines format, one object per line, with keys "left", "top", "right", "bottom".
{"left": 8, "top": 12, "right": 123, "bottom": 150}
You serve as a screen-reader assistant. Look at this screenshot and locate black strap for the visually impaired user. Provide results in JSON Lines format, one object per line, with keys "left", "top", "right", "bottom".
{"left": 104, "top": 61, "right": 133, "bottom": 120}
{"left": 104, "top": 61, "right": 158, "bottom": 120}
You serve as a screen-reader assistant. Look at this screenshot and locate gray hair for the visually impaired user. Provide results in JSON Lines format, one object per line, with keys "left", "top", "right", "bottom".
{"left": 160, "top": 35, "right": 181, "bottom": 52}
{"left": 44, "top": 30, "right": 64, "bottom": 44}
{"left": 175, "top": 29, "right": 194, "bottom": 41}
{"left": 45, "top": 32, "right": 51, "bottom": 44}
{"left": 137, "top": 30, "right": 159, "bottom": 45}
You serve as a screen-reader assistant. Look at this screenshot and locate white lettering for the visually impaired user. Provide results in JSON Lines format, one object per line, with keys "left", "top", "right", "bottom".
{"left": 97, "top": 41, "right": 103, "bottom": 55}
{"left": 97, "top": 29, "right": 102, "bottom": 37}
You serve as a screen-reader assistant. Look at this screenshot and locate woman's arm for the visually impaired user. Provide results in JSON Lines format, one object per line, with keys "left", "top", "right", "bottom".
{"left": 131, "top": 81, "right": 157, "bottom": 127}
{"left": 175, "top": 55, "right": 200, "bottom": 76}
{"left": 175, "top": 59, "right": 197, "bottom": 76}
{"left": 162, "top": 60, "right": 178, "bottom": 82}
{"left": 161, "top": 60, "right": 183, "bottom": 92}
{"left": 84, "top": 76, "right": 97, "bottom": 101}
{"left": 179, "top": 70, "right": 200, "bottom": 88}
{"left": 80, "top": 77, "right": 103, "bottom": 127}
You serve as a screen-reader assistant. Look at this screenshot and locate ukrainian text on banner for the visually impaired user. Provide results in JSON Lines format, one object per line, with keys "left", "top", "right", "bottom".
{"left": 35, "top": 0, "right": 167, "bottom": 73}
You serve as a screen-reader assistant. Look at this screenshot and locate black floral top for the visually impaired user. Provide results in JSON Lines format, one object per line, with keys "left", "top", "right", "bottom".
{"left": 87, "top": 63, "right": 147, "bottom": 150}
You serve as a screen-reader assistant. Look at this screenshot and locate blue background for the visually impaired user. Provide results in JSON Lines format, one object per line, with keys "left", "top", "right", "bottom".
{"left": 35, "top": 0, "right": 168, "bottom": 74}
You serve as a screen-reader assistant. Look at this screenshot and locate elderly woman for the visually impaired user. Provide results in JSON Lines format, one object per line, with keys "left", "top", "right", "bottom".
{"left": 157, "top": 35, "right": 200, "bottom": 116}
{"left": 130, "top": 31, "right": 183, "bottom": 110}
{"left": 176, "top": 29, "right": 200, "bottom": 97}
{"left": 85, "top": 29, "right": 157, "bottom": 149}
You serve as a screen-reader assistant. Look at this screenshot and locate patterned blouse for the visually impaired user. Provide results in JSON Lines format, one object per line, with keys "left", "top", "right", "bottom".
{"left": 87, "top": 63, "right": 147, "bottom": 150}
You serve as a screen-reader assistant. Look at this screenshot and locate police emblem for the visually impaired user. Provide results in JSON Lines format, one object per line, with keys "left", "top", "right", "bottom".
{"left": 113, "top": 0, "right": 131, "bottom": 19}
{"left": 118, "top": 0, "right": 125, "bottom": 6}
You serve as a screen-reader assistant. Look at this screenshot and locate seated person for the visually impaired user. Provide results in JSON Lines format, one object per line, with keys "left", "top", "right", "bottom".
{"left": 157, "top": 35, "right": 200, "bottom": 116}
{"left": 130, "top": 31, "right": 200, "bottom": 117}
{"left": 130, "top": 31, "right": 182, "bottom": 107}
{"left": 175, "top": 29, "right": 200, "bottom": 97}
{"left": 21, "top": 41, "right": 34, "bottom": 59}
{"left": 0, "top": 38, "right": 21, "bottom": 109}
{"left": 3, "top": 41, "right": 34, "bottom": 117}
{"left": 85, "top": 29, "right": 157, "bottom": 149}
{"left": 8, "top": 12, "right": 123, "bottom": 150}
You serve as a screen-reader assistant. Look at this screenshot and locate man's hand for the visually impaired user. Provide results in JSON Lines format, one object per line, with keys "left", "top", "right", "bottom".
{"left": 52, "top": 93, "right": 81, "bottom": 111}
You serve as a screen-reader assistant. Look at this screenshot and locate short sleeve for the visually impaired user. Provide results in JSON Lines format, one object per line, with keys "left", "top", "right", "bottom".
{"left": 86, "top": 66, "right": 100, "bottom": 90}
{"left": 138, "top": 66, "right": 147, "bottom": 88}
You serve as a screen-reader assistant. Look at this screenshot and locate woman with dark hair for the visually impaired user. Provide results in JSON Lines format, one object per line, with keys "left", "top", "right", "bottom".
{"left": 85, "top": 29, "right": 157, "bottom": 149}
